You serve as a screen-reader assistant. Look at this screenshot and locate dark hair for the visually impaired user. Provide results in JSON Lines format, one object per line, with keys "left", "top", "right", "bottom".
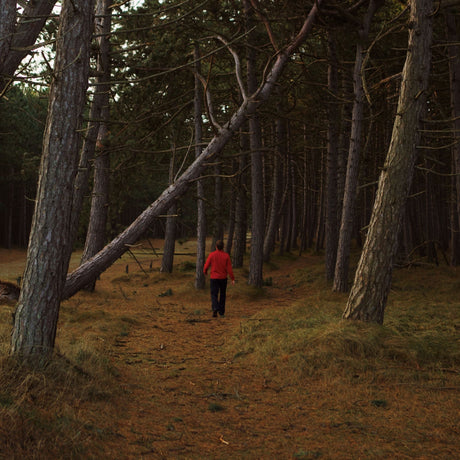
{"left": 216, "top": 240, "right": 224, "bottom": 250}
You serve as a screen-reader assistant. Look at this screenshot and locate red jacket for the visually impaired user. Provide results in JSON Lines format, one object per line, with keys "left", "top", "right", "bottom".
{"left": 203, "top": 249, "right": 235, "bottom": 280}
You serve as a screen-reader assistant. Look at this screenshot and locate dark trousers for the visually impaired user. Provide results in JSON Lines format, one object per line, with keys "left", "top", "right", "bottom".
{"left": 210, "top": 278, "right": 228, "bottom": 315}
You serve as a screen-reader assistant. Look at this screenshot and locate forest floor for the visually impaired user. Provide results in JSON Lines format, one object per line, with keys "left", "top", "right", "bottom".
{"left": 0, "top": 240, "right": 459, "bottom": 459}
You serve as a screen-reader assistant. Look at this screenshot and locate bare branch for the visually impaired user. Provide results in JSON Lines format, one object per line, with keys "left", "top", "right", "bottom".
{"left": 195, "top": 70, "right": 222, "bottom": 131}
{"left": 249, "top": 0, "right": 279, "bottom": 52}
{"left": 215, "top": 35, "right": 247, "bottom": 101}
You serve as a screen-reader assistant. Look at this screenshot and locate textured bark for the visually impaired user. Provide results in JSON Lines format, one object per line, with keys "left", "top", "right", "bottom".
{"left": 245, "top": 0, "right": 264, "bottom": 287}
{"left": 62, "top": 0, "right": 322, "bottom": 299}
{"left": 343, "top": 0, "right": 433, "bottom": 324}
{"left": 80, "top": 128, "right": 111, "bottom": 286}
{"left": 0, "top": 1, "right": 16, "bottom": 73}
{"left": 0, "top": 0, "right": 57, "bottom": 94}
{"left": 11, "top": 0, "right": 95, "bottom": 363}
{"left": 333, "top": 0, "right": 383, "bottom": 292}
{"left": 194, "top": 44, "right": 206, "bottom": 289}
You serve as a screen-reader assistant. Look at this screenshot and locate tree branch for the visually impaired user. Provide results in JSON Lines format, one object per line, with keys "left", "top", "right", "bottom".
{"left": 215, "top": 35, "right": 247, "bottom": 101}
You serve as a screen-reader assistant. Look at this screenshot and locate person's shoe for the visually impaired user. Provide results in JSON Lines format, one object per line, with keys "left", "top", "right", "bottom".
{"left": 219, "top": 312, "right": 225, "bottom": 317}
{"left": 212, "top": 311, "right": 218, "bottom": 318}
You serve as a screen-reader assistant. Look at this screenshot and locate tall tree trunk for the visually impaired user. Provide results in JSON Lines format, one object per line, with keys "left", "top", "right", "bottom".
{"left": 314, "top": 149, "right": 325, "bottom": 253}
{"left": 79, "top": 0, "right": 112, "bottom": 290}
{"left": 299, "top": 148, "right": 308, "bottom": 254}
{"left": 80, "top": 125, "right": 111, "bottom": 287}
{"left": 63, "top": 0, "right": 323, "bottom": 299}
{"left": 289, "top": 143, "right": 299, "bottom": 251}
{"left": 343, "top": 0, "right": 433, "bottom": 324}
{"left": 325, "top": 30, "right": 340, "bottom": 281}
{"left": 232, "top": 127, "right": 249, "bottom": 268}
{"left": 246, "top": 0, "right": 264, "bottom": 287}
{"left": 71, "top": 0, "right": 112, "bottom": 242}
{"left": 264, "top": 117, "right": 286, "bottom": 261}
{"left": 194, "top": 43, "right": 206, "bottom": 289}
{"left": 226, "top": 158, "right": 238, "bottom": 254}
{"left": 333, "top": 0, "right": 383, "bottom": 292}
{"left": 11, "top": 0, "right": 95, "bottom": 364}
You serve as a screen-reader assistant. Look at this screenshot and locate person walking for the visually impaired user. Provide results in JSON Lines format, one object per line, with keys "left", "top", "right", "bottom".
{"left": 203, "top": 240, "right": 235, "bottom": 317}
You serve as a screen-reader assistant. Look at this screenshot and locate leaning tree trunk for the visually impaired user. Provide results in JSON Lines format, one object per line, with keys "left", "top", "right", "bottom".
{"left": 62, "top": 0, "right": 323, "bottom": 300}
{"left": 333, "top": 0, "right": 383, "bottom": 292}
{"left": 194, "top": 43, "right": 206, "bottom": 289}
{"left": 343, "top": 0, "right": 433, "bottom": 324}
{"left": 11, "top": 0, "right": 95, "bottom": 364}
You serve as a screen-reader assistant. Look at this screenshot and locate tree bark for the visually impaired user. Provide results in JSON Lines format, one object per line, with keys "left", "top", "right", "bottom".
{"left": 225, "top": 158, "right": 238, "bottom": 255}
{"left": 194, "top": 43, "right": 206, "bottom": 289}
{"left": 0, "top": 0, "right": 57, "bottom": 95}
{"left": 11, "top": 0, "right": 95, "bottom": 364}
{"left": 343, "top": 0, "right": 433, "bottom": 324}
{"left": 80, "top": 124, "right": 111, "bottom": 287}
{"left": 333, "top": 0, "right": 383, "bottom": 292}
{"left": 232, "top": 128, "right": 249, "bottom": 268}
{"left": 0, "top": 1, "right": 16, "bottom": 74}
{"left": 246, "top": 0, "right": 264, "bottom": 287}
{"left": 264, "top": 118, "right": 286, "bottom": 261}
{"left": 73, "top": 0, "right": 112, "bottom": 251}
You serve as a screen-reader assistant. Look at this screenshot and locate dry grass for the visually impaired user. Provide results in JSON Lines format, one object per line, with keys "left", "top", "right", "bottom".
{"left": 0, "top": 242, "right": 459, "bottom": 458}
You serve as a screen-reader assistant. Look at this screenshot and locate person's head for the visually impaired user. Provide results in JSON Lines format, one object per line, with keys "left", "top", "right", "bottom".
{"left": 216, "top": 240, "right": 224, "bottom": 250}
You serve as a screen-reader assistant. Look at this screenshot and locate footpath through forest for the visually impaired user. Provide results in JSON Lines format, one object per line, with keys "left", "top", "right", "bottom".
{"left": 96, "top": 253, "right": 316, "bottom": 459}
{"left": 1, "top": 242, "right": 458, "bottom": 459}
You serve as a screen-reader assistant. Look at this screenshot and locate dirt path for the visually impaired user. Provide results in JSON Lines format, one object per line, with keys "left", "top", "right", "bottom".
{"left": 101, "top": 262, "right": 310, "bottom": 459}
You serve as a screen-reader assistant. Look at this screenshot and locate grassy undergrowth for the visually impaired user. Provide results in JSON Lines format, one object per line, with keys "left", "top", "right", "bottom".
{"left": 0, "top": 248, "right": 458, "bottom": 458}
{"left": 228, "top": 262, "right": 460, "bottom": 386}
{"left": 0, "top": 294, "right": 126, "bottom": 459}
